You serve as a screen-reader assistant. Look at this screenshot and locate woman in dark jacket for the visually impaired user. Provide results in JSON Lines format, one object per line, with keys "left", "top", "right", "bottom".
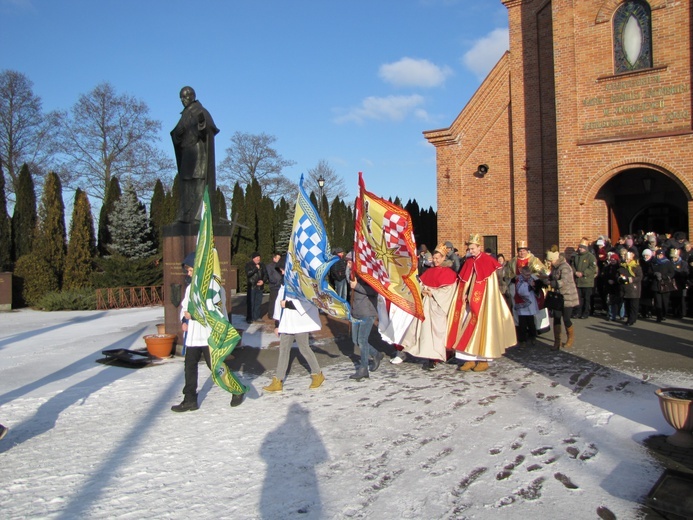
{"left": 652, "top": 249, "right": 677, "bottom": 322}
{"left": 546, "top": 247, "right": 579, "bottom": 350}
{"left": 617, "top": 250, "right": 643, "bottom": 326}
{"left": 349, "top": 275, "right": 383, "bottom": 381}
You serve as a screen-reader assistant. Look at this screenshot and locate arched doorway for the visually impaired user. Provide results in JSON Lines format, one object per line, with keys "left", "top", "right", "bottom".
{"left": 596, "top": 167, "right": 689, "bottom": 239}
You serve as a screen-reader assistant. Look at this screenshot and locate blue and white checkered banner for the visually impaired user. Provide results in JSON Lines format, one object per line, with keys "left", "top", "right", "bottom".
{"left": 284, "top": 175, "right": 351, "bottom": 320}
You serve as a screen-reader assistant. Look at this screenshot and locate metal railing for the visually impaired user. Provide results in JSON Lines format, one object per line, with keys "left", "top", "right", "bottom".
{"left": 95, "top": 286, "right": 164, "bottom": 310}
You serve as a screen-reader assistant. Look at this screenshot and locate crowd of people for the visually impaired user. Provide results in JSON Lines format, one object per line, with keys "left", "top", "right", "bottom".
{"left": 168, "top": 229, "right": 691, "bottom": 412}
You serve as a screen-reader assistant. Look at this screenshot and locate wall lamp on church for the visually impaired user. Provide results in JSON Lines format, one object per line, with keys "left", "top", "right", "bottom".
{"left": 473, "top": 164, "right": 489, "bottom": 178}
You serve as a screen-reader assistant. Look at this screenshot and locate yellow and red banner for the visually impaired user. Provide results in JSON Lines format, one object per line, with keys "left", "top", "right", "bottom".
{"left": 354, "top": 172, "right": 424, "bottom": 321}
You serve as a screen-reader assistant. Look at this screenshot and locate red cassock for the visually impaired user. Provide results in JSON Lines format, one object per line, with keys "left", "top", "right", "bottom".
{"left": 446, "top": 253, "right": 517, "bottom": 360}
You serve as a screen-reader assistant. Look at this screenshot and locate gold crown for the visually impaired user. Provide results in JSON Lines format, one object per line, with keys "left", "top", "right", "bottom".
{"left": 579, "top": 238, "right": 590, "bottom": 248}
{"left": 516, "top": 240, "right": 528, "bottom": 250}
{"left": 434, "top": 243, "right": 449, "bottom": 256}
{"left": 466, "top": 233, "right": 482, "bottom": 246}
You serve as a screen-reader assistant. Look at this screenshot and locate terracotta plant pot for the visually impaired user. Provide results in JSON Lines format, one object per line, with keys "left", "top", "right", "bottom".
{"left": 156, "top": 323, "right": 166, "bottom": 335}
{"left": 143, "top": 334, "right": 176, "bottom": 359}
{"left": 655, "top": 388, "right": 693, "bottom": 448}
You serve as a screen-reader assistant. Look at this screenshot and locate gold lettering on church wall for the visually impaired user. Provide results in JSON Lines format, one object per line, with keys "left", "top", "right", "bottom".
{"left": 582, "top": 76, "right": 691, "bottom": 131}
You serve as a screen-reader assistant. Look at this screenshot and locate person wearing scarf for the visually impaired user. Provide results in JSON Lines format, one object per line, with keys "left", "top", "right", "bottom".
{"left": 617, "top": 250, "right": 643, "bottom": 326}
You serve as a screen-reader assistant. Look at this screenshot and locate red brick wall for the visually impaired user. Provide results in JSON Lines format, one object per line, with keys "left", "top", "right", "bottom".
{"left": 426, "top": 0, "right": 693, "bottom": 257}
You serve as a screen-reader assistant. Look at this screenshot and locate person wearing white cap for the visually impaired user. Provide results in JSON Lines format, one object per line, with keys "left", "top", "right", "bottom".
{"left": 640, "top": 249, "right": 655, "bottom": 319}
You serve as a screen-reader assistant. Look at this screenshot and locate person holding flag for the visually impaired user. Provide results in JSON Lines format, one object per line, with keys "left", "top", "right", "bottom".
{"left": 263, "top": 258, "right": 325, "bottom": 392}
{"left": 349, "top": 273, "right": 384, "bottom": 381}
{"left": 173, "top": 188, "right": 248, "bottom": 411}
{"left": 352, "top": 172, "right": 424, "bottom": 364}
{"left": 171, "top": 251, "right": 224, "bottom": 412}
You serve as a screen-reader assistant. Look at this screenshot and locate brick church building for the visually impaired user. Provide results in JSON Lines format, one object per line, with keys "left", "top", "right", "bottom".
{"left": 424, "top": 0, "right": 692, "bottom": 257}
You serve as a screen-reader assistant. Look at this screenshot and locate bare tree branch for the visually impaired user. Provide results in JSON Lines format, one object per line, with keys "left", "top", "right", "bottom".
{"left": 56, "top": 82, "right": 174, "bottom": 201}
{"left": 218, "top": 131, "right": 297, "bottom": 201}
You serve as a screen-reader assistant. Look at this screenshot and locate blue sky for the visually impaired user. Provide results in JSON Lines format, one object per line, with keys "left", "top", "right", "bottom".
{"left": 1, "top": 0, "right": 509, "bottom": 210}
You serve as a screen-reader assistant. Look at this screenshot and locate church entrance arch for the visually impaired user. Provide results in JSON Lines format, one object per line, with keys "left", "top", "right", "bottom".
{"left": 595, "top": 167, "right": 689, "bottom": 239}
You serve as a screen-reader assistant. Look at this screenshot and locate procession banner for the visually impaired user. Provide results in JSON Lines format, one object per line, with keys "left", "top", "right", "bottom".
{"left": 188, "top": 188, "right": 247, "bottom": 395}
{"left": 283, "top": 175, "right": 350, "bottom": 320}
{"left": 354, "top": 172, "right": 424, "bottom": 321}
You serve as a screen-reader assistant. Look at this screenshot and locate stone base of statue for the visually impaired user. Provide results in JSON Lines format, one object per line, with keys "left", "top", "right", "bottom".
{"left": 162, "top": 222, "right": 238, "bottom": 355}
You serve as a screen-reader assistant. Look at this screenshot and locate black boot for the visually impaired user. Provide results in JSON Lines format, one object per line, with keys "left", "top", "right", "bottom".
{"left": 350, "top": 367, "right": 369, "bottom": 381}
{"left": 369, "top": 352, "right": 384, "bottom": 372}
{"left": 230, "top": 393, "right": 245, "bottom": 407}
{"left": 171, "top": 398, "right": 198, "bottom": 412}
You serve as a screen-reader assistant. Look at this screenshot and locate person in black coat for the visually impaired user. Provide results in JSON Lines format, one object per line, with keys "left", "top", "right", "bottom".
{"left": 245, "top": 252, "right": 269, "bottom": 322}
{"left": 617, "top": 250, "right": 643, "bottom": 326}
{"left": 652, "top": 249, "right": 677, "bottom": 322}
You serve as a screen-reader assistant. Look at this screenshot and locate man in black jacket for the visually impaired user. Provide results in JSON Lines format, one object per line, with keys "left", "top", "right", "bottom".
{"left": 245, "top": 252, "right": 269, "bottom": 322}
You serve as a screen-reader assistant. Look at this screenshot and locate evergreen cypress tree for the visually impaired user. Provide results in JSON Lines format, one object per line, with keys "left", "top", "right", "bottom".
{"left": 258, "top": 195, "right": 274, "bottom": 260}
{"left": 98, "top": 176, "right": 121, "bottom": 256}
{"left": 273, "top": 197, "right": 288, "bottom": 253}
{"left": 161, "top": 180, "right": 178, "bottom": 231}
{"left": 329, "top": 197, "right": 352, "bottom": 252}
{"left": 64, "top": 189, "right": 96, "bottom": 289}
{"left": 242, "top": 178, "right": 262, "bottom": 256}
{"left": 405, "top": 199, "right": 421, "bottom": 246}
{"left": 216, "top": 187, "right": 228, "bottom": 221}
{"left": 169, "top": 173, "right": 180, "bottom": 223}
{"left": 0, "top": 162, "right": 12, "bottom": 270}
{"left": 11, "top": 164, "right": 37, "bottom": 260}
{"left": 230, "top": 182, "right": 246, "bottom": 256}
{"left": 149, "top": 179, "right": 165, "bottom": 252}
{"left": 35, "top": 171, "right": 67, "bottom": 289}
{"left": 275, "top": 210, "right": 295, "bottom": 255}
{"left": 108, "top": 183, "right": 156, "bottom": 259}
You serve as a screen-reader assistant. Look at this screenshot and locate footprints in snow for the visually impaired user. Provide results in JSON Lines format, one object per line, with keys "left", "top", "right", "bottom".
{"left": 487, "top": 432, "right": 598, "bottom": 503}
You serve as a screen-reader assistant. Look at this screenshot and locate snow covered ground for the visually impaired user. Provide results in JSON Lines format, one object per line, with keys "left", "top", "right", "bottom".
{"left": 0, "top": 307, "right": 689, "bottom": 519}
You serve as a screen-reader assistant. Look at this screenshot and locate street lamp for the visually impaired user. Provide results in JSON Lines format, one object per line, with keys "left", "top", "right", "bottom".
{"left": 317, "top": 175, "right": 325, "bottom": 212}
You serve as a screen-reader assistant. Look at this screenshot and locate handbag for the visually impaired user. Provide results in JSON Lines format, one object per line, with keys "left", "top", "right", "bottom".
{"left": 544, "top": 290, "right": 564, "bottom": 311}
{"left": 658, "top": 277, "right": 677, "bottom": 293}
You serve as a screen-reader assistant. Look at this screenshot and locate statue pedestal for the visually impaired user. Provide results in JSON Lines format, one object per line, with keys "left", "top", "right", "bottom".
{"left": 162, "top": 223, "right": 237, "bottom": 355}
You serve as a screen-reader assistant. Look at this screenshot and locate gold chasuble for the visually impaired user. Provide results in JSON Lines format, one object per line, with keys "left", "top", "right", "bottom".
{"left": 447, "top": 252, "right": 517, "bottom": 360}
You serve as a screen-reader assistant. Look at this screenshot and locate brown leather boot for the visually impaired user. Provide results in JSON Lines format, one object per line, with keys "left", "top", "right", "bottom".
{"left": 564, "top": 326, "right": 575, "bottom": 348}
{"left": 551, "top": 326, "right": 562, "bottom": 351}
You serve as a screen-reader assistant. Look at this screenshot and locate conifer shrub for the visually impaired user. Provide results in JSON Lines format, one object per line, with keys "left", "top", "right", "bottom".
{"left": 233, "top": 253, "right": 250, "bottom": 293}
{"left": 14, "top": 254, "right": 59, "bottom": 306}
{"left": 37, "top": 289, "right": 96, "bottom": 311}
{"left": 91, "top": 253, "right": 163, "bottom": 288}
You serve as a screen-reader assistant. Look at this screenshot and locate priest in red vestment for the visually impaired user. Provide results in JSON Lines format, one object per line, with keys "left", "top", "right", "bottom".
{"left": 401, "top": 247, "right": 458, "bottom": 369}
{"left": 446, "top": 234, "right": 517, "bottom": 371}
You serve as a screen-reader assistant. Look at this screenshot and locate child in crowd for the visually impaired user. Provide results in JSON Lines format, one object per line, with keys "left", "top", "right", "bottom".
{"left": 514, "top": 266, "right": 539, "bottom": 346}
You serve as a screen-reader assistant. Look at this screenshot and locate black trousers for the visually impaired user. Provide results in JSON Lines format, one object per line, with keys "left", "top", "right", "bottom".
{"left": 516, "top": 314, "right": 537, "bottom": 342}
{"left": 654, "top": 292, "right": 671, "bottom": 321}
{"left": 576, "top": 287, "right": 593, "bottom": 317}
{"left": 624, "top": 297, "right": 639, "bottom": 325}
{"left": 183, "top": 346, "right": 211, "bottom": 401}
